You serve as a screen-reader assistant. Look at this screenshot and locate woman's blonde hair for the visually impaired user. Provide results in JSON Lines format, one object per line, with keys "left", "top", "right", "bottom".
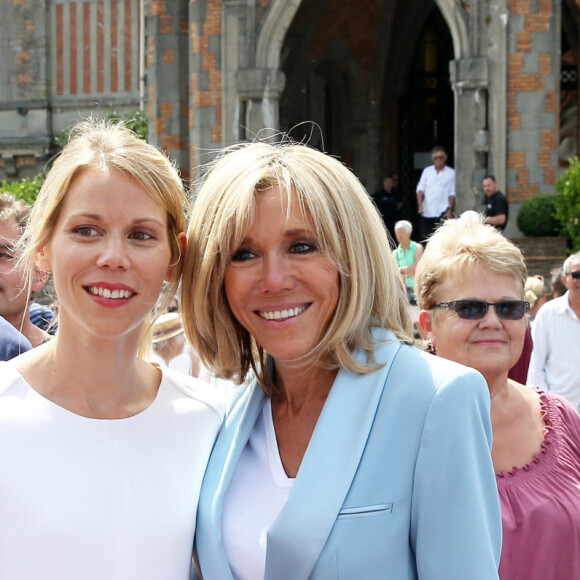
{"left": 415, "top": 212, "right": 527, "bottom": 310}
{"left": 182, "top": 141, "right": 412, "bottom": 391}
{"left": 524, "top": 275, "right": 546, "bottom": 309}
{"left": 18, "top": 119, "right": 189, "bottom": 353}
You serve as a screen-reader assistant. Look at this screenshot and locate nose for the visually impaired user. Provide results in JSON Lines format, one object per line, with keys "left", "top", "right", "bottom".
{"left": 95, "top": 235, "right": 131, "bottom": 270}
{"left": 478, "top": 305, "right": 503, "bottom": 328}
{"left": 258, "top": 254, "right": 294, "bottom": 293}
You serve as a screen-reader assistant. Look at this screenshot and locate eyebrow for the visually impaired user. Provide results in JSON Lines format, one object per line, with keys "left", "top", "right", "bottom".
{"left": 241, "top": 228, "right": 316, "bottom": 243}
{"left": 66, "top": 213, "right": 166, "bottom": 227}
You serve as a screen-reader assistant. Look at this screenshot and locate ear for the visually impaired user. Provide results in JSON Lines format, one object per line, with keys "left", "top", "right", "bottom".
{"left": 418, "top": 309, "right": 434, "bottom": 336}
{"left": 35, "top": 245, "right": 52, "bottom": 272}
{"left": 165, "top": 232, "right": 187, "bottom": 282}
{"left": 31, "top": 266, "right": 50, "bottom": 293}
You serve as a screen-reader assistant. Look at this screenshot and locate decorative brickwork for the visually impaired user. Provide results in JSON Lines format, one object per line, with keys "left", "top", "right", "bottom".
{"left": 146, "top": 0, "right": 190, "bottom": 180}
{"left": 507, "top": 0, "right": 559, "bottom": 202}
{"left": 188, "top": 0, "right": 222, "bottom": 178}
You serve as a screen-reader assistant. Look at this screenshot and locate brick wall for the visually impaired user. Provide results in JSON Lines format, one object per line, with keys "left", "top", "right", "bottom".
{"left": 189, "top": 0, "right": 222, "bottom": 179}
{"left": 507, "top": 0, "right": 559, "bottom": 202}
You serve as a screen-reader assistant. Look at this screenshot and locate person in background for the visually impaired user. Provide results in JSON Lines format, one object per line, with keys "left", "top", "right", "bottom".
{"left": 0, "top": 193, "right": 50, "bottom": 346}
{"left": 482, "top": 175, "right": 509, "bottom": 233}
{"left": 416, "top": 146, "right": 455, "bottom": 242}
{"left": 0, "top": 314, "right": 31, "bottom": 360}
{"left": 371, "top": 175, "right": 401, "bottom": 243}
{"left": 524, "top": 275, "right": 547, "bottom": 325}
{"left": 528, "top": 252, "right": 580, "bottom": 411}
{"left": 183, "top": 141, "right": 501, "bottom": 580}
{"left": 550, "top": 267, "right": 567, "bottom": 299}
{"left": 150, "top": 311, "right": 204, "bottom": 377}
{"left": 29, "top": 299, "right": 57, "bottom": 335}
{"left": 0, "top": 120, "right": 224, "bottom": 579}
{"left": 416, "top": 214, "right": 580, "bottom": 580}
{"left": 507, "top": 275, "right": 547, "bottom": 384}
{"left": 393, "top": 220, "right": 424, "bottom": 305}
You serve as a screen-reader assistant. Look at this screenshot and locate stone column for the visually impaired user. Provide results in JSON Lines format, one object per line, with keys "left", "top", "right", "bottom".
{"left": 450, "top": 57, "right": 489, "bottom": 214}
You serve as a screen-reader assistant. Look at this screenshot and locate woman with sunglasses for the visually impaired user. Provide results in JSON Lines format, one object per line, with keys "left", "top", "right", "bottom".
{"left": 415, "top": 213, "right": 580, "bottom": 580}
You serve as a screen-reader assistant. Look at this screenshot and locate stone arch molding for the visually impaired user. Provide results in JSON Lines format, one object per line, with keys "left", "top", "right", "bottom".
{"left": 255, "top": 0, "right": 471, "bottom": 72}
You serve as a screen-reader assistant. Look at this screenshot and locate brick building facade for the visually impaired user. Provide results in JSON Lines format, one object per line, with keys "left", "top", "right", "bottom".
{"left": 0, "top": 0, "right": 577, "bottom": 234}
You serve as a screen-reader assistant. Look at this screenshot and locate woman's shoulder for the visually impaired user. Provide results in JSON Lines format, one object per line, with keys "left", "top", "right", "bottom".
{"left": 372, "top": 339, "right": 489, "bottom": 413}
{"left": 160, "top": 366, "right": 227, "bottom": 421}
{"left": 0, "top": 360, "right": 26, "bottom": 397}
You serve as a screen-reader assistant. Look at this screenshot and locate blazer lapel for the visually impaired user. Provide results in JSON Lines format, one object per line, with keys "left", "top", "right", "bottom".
{"left": 196, "top": 381, "right": 267, "bottom": 580}
{"left": 265, "top": 331, "right": 402, "bottom": 579}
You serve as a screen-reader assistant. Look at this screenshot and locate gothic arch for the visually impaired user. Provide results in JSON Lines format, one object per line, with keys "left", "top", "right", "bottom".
{"left": 255, "top": 0, "right": 470, "bottom": 72}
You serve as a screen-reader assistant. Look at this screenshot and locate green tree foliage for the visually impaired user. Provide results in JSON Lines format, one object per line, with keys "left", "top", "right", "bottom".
{"left": 0, "top": 173, "right": 46, "bottom": 205}
{"left": 555, "top": 157, "right": 580, "bottom": 252}
{"left": 517, "top": 194, "right": 561, "bottom": 237}
{"left": 3, "top": 109, "right": 147, "bottom": 205}
{"left": 55, "top": 108, "right": 148, "bottom": 147}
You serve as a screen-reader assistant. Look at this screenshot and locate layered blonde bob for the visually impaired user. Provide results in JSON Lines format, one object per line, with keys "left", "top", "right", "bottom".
{"left": 415, "top": 212, "right": 527, "bottom": 310}
{"left": 182, "top": 141, "right": 412, "bottom": 390}
{"left": 18, "top": 119, "right": 189, "bottom": 348}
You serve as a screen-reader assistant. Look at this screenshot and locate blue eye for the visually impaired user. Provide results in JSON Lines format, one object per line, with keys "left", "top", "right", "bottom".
{"left": 231, "top": 249, "right": 255, "bottom": 262}
{"left": 291, "top": 241, "right": 316, "bottom": 254}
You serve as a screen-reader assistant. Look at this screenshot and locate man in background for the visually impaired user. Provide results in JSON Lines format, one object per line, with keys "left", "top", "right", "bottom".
{"left": 482, "top": 175, "right": 509, "bottom": 232}
{"left": 528, "top": 252, "right": 580, "bottom": 411}
{"left": 0, "top": 194, "right": 49, "bottom": 348}
{"left": 416, "top": 146, "right": 455, "bottom": 242}
{"left": 371, "top": 175, "right": 401, "bottom": 243}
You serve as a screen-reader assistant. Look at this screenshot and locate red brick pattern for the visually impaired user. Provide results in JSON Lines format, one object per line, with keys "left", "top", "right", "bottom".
{"left": 507, "top": 0, "right": 558, "bottom": 202}
{"left": 52, "top": 0, "right": 139, "bottom": 97}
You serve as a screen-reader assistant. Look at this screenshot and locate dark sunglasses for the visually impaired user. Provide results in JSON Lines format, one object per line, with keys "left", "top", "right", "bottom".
{"left": 569, "top": 271, "right": 580, "bottom": 280}
{"left": 429, "top": 299, "right": 530, "bottom": 320}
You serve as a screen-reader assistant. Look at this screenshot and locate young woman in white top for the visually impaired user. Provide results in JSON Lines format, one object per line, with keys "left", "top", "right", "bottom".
{"left": 0, "top": 120, "right": 224, "bottom": 579}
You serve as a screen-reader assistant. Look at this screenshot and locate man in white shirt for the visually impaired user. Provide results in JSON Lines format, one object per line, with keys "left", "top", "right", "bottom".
{"left": 416, "top": 146, "right": 456, "bottom": 242}
{"left": 528, "top": 252, "right": 580, "bottom": 410}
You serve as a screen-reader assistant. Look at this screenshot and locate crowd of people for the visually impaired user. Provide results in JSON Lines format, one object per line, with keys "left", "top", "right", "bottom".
{"left": 0, "top": 121, "right": 578, "bottom": 579}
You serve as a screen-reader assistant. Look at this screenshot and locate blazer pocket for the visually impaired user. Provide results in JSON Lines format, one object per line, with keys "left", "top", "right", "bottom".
{"left": 337, "top": 503, "right": 393, "bottom": 520}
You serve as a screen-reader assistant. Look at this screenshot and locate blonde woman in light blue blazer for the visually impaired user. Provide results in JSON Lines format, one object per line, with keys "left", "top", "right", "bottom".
{"left": 182, "top": 141, "right": 502, "bottom": 580}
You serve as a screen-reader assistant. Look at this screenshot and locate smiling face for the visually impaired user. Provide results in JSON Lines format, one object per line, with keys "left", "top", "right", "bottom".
{"left": 36, "top": 167, "right": 173, "bottom": 342}
{"left": 420, "top": 263, "right": 527, "bottom": 387}
{"left": 224, "top": 187, "right": 340, "bottom": 369}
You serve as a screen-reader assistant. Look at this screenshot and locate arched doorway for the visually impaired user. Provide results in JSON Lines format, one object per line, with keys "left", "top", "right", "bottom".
{"left": 277, "top": 0, "right": 454, "bottom": 222}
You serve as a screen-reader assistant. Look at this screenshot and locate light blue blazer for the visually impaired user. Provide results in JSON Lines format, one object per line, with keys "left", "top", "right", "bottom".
{"left": 195, "top": 330, "right": 502, "bottom": 579}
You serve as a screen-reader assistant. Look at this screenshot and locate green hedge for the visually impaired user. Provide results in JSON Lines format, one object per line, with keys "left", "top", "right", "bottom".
{"left": 555, "top": 157, "right": 580, "bottom": 252}
{"left": 516, "top": 194, "right": 561, "bottom": 237}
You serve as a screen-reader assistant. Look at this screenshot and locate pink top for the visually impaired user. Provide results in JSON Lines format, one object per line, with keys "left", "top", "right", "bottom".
{"left": 496, "top": 391, "right": 580, "bottom": 579}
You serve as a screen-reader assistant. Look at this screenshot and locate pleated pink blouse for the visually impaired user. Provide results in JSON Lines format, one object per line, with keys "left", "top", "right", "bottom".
{"left": 496, "top": 391, "right": 580, "bottom": 579}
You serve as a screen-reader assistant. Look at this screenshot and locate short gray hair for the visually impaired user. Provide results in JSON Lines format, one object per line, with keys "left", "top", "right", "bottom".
{"left": 394, "top": 220, "right": 413, "bottom": 234}
{"left": 563, "top": 252, "right": 580, "bottom": 274}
